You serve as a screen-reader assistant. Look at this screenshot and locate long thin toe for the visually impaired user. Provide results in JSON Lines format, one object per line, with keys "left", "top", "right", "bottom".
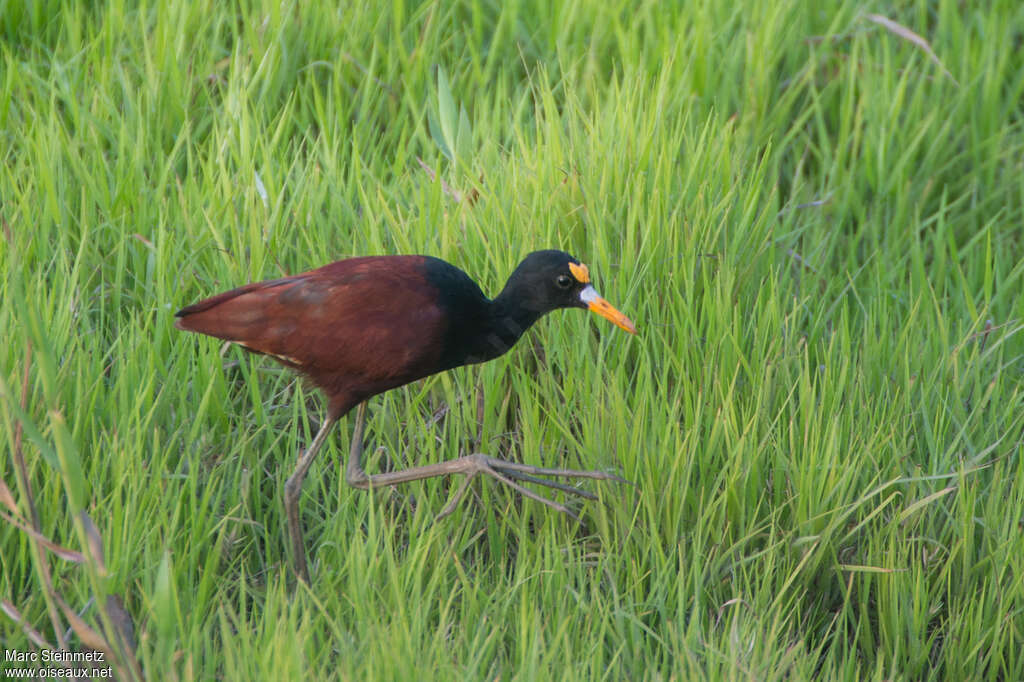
{"left": 486, "top": 469, "right": 581, "bottom": 521}
{"left": 484, "top": 458, "right": 629, "bottom": 483}
{"left": 499, "top": 470, "right": 600, "bottom": 500}
{"left": 606, "top": 472, "right": 635, "bottom": 486}
{"left": 435, "top": 474, "right": 475, "bottom": 520}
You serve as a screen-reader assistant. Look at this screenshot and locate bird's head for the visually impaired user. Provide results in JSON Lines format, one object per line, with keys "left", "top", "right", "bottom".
{"left": 503, "top": 250, "right": 637, "bottom": 334}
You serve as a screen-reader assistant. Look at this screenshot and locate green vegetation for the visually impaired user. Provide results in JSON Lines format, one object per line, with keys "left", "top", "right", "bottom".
{"left": 2, "top": 1, "right": 1022, "bottom": 679}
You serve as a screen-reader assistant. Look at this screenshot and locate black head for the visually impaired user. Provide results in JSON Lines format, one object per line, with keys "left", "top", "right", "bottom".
{"left": 498, "top": 250, "right": 636, "bottom": 333}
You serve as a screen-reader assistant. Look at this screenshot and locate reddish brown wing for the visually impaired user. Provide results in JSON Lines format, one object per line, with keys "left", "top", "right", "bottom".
{"left": 176, "top": 256, "right": 448, "bottom": 409}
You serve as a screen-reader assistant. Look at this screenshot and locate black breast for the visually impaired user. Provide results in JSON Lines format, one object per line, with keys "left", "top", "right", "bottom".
{"left": 419, "top": 257, "right": 509, "bottom": 368}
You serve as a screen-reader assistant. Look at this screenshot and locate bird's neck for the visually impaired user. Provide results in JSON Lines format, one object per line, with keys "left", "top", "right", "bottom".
{"left": 464, "top": 287, "right": 545, "bottom": 364}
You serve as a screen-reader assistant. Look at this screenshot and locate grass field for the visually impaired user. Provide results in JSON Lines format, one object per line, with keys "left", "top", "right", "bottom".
{"left": 2, "top": 1, "right": 1023, "bottom": 679}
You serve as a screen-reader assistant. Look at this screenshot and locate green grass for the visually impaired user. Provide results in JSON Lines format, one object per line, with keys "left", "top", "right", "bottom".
{"left": 2, "top": 0, "right": 1023, "bottom": 679}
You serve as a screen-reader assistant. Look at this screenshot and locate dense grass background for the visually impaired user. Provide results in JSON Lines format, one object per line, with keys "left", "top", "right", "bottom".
{"left": 2, "top": 0, "right": 1023, "bottom": 679}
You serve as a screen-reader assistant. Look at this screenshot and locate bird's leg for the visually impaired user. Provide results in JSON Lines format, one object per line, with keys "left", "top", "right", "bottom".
{"left": 432, "top": 457, "right": 630, "bottom": 521}
{"left": 283, "top": 414, "right": 338, "bottom": 583}
{"left": 344, "top": 403, "right": 369, "bottom": 488}
{"left": 343, "top": 404, "right": 629, "bottom": 520}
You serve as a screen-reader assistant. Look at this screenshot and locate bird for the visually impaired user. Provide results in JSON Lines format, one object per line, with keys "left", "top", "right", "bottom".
{"left": 175, "top": 249, "right": 636, "bottom": 581}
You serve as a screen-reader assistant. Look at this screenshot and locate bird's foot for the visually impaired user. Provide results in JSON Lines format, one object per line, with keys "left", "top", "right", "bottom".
{"left": 435, "top": 453, "right": 630, "bottom": 521}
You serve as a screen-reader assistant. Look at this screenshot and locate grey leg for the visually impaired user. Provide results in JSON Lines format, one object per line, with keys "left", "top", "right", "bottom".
{"left": 283, "top": 415, "right": 338, "bottom": 583}
{"left": 344, "top": 404, "right": 629, "bottom": 521}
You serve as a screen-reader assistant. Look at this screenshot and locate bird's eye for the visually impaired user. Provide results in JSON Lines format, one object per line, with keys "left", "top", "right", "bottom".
{"left": 556, "top": 274, "right": 572, "bottom": 288}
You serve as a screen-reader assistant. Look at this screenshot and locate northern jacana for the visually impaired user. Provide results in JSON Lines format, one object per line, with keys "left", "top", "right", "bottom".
{"left": 176, "top": 250, "right": 636, "bottom": 581}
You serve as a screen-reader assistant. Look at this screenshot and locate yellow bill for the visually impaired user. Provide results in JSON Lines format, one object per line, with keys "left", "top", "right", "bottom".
{"left": 579, "top": 285, "right": 637, "bottom": 334}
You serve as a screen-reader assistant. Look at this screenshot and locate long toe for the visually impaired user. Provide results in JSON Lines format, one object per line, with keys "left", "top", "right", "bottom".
{"left": 482, "top": 468, "right": 581, "bottom": 520}
{"left": 483, "top": 457, "right": 631, "bottom": 484}
{"left": 427, "top": 453, "right": 621, "bottom": 521}
{"left": 499, "top": 470, "right": 600, "bottom": 500}
{"left": 435, "top": 474, "right": 476, "bottom": 521}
